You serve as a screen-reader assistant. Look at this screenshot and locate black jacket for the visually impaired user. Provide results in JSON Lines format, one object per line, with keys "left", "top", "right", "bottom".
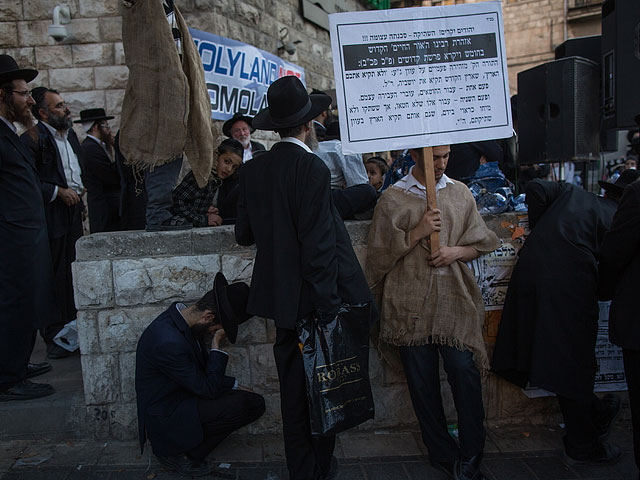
{"left": 599, "top": 180, "right": 640, "bottom": 351}
{"left": 20, "top": 122, "right": 84, "bottom": 239}
{"left": 135, "top": 303, "right": 236, "bottom": 456}
{"left": 235, "top": 141, "right": 371, "bottom": 330}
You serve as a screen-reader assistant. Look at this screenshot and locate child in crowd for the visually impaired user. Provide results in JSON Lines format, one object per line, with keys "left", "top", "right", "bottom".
{"left": 171, "top": 138, "right": 243, "bottom": 227}
{"left": 365, "top": 156, "right": 389, "bottom": 193}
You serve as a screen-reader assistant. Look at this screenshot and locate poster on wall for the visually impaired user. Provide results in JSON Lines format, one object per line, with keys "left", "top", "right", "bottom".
{"left": 329, "top": 1, "right": 512, "bottom": 154}
{"left": 189, "top": 28, "right": 306, "bottom": 121}
{"left": 471, "top": 242, "right": 518, "bottom": 311}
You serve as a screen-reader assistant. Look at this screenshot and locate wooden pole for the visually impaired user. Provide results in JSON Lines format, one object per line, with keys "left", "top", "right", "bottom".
{"left": 421, "top": 146, "right": 439, "bottom": 253}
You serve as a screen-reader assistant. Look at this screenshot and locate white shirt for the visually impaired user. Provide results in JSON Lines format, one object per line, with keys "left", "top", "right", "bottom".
{"left": 42, "top": 121, "right": 84, "bottom": 199}
{"left": 393, "top": 166, "right": 454, "bottom": 200}
{"left": 314, "top": 140, "right": 368, "bottom": 189}
{"left": 242, "top": 144, "right": 253, "bottom": 163}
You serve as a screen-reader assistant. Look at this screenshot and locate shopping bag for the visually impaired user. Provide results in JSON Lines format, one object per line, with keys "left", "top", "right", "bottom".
{"left": 297, "top": 303, "right": 375, "bottom": 436}
{"left": 53, "top": 319, "right": 79, "bottom": 352}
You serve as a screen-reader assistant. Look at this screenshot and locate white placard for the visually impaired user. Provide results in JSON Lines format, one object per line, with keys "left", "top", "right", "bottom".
{"left": 329, "top": 2, "right": 512, "bottom": 154}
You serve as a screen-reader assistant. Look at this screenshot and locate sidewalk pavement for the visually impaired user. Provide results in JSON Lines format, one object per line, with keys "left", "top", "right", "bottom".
{"left": 0, "top": 423, "right": 636, "bottom": 480}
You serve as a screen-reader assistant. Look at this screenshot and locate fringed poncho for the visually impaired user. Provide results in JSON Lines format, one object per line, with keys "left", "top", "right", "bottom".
{"left": 365, "top": 181, "right": 500, "bottom": 373}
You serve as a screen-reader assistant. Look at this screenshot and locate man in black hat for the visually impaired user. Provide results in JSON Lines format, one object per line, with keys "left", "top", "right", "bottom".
{"left": 0, "top": 54, "right": 56, "bottom": 401}
{"left": 223, "top": 113, "right": 265, "bottom": 163}
{"left": 77, "top": 108, "right": 122, "bottom": 233}
{"left": 135, "top": 272, "right": 265, "bottom": 477}
{"left": 235, "top": 76, "right": 373, "bottom": 480}
{"left": 21, "top": 87, "right": 84, "bottom": 360}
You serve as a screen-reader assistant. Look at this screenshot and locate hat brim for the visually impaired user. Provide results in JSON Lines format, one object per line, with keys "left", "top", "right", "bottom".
{"left": 213, "top": 272, "right": 252, "bottom": 344}
{"left": 222, "top": 115, "right": 256, "bottom": 137}
{"left": 598, "top": 180, "right": 624, "bottom": 196}
{"left": 0, "top": 68, "right": 38, "bottom": 84}
{"left": 252, "top": 93, "right": 331, "bottom": 131}
{"left": 73, "top": 115, "right": 115, "bottom": 124}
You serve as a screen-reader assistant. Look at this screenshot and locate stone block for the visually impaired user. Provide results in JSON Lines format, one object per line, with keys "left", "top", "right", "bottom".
{"left": 105, "top": 89, "right": 125, "bottom": 115}
{"left": 72, "top": 260, "right": 114, "bottom": 308}
{"left": 81, "top": 353, "right": 120, "bottom": 404}
{"left": 235, "top": 2, "right": 260, "bottom": 25}
{"left": 50, "top": 67, "right": 95, "bottom": 90}
{"left": 274, "top": 2, "right": 292, "bottom": 24}
{"left": 225, "top": 346, "right": 251, "bottom": 387}
{"left": 235, "top": 316, "right": 268, "bottom": 345}
{"left": 1, "top": 47, "right": 35, "bottom": 69}
{"left": 99, "top": 16, "right": 123, "bottom": 42}
{"left": 113, "top": 42, "right": 125, "bottom": 65}
{"left": 185, "top": 10, "right": 218, "bottom": 33}
{"left": 63, "top": 90, "right": 106, "bottom": 116}
{"left": 34, "top": 45, "right": 73, "bottom": 68}
{"left": 368, "top": 346, "right": 384, "bottom": 387}
{"left": 0, "top": 22, "right": 18, "bottom": 48}
{"left": 227, "top": 18, "right": 254, "bottom": 45}
{"left": 22, "top": 0, "right": 78, "bottom": 20}
{"left": 72, "top": 43, "right": 113, "bottom": 66}
{"left": 109, "top": 402, "right": 138, "bottom": 440}
{"left": 76, "top": 310, "right": 101, "bottom": 355}
{"left": 0, "top": 1, "right": 22, "bottom": 21}
{"left": 119, "top": 352, "right": 137, "bottom": 403}
{"left": 367, "top": 385, "right": 416, "bottom": 429}
{"left": 75, "top": 230, "right": 194, "bottom": 261}
{"left": 79, "top": 0, "right": 119, "bottom": 17}
{"left": 112, "top": 255, "right": 221, "bottom": 306}
{"left": 247, "top": 392, "right": 281, "bottom": 434}
{"left": 249, "top": 344, "right": 279, "bottom": 393}
{"left": 67, "top": 19, "right": 102, "bottom": 44}
{"left": 18, "top": 20, "right": 54, "bottom": 47}
{"left": 97, "top": 306, "right": 162, "bottom": 353}
{"left": 86, "top": 405, "right": 111, "bottom": 438}
{"left": 345, "top": 220, "right": 371, "bottom": 245}
{"left": 192, "top": 226, "right": 252, "bottom": 255}
{"left": 220, "top": 253, "right": 254, "bottom": 283}
{"left": 95, "top": 65, "right": 129, "bottom": 89}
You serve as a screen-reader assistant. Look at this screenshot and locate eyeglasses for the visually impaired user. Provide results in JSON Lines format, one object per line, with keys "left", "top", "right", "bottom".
{"left": 10, "top": 89, "right": 32, "bottom": 98}
{"left": 98, "top": 123, "right": 111, "bottom": 130}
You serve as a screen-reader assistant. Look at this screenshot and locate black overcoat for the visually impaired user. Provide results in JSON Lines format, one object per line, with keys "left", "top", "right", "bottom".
{"left": 491, "top": 180, "right": 617, "bottom": 400}
{"left": 135, "top": 304, "right": 236, "bottom": 456}
{"left": 80, "top": 137, "right": 121, "bottom": 233}
{"left": 599, "top": 180, "right": 640, "bottom": 351}
{"left": 235, "top": 141, "right": 372, "bottom": 330}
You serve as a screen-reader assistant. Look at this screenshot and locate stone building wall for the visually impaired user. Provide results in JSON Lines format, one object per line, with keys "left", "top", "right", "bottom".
{"left": 72, "top": 217, "right": 561, "bottom": 440}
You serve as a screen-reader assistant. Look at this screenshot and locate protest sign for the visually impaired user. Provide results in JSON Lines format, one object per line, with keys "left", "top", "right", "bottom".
{"left": 190, "top": 28, "right": 306, "bottom": 121}
{"left": 329, "top": 2, "right": 512, "bottom": 154}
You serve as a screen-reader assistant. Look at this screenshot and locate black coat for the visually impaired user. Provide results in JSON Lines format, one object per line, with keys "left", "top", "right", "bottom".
{"left": 81, "top": 137, "right": 121, "bottom": 233}
{"left": 20, "top": 122, "right": 84, "bottom": 239}
{"left": 0, "top": 120, "right": 56, "bottom": 330}
{"left": 235, "top": 141, "right": 372, "bottom": 330}
{"left": 135, "top": 304, "right": 236, "bottom": 456}
{"left": 491, "top": 180, "right": 617, "bottom": 400}
{"left": 599, "top": 180, "right": 640, "bottom": 351}
{"left": 250, "top": 140, "right": 266, "bottom": 153}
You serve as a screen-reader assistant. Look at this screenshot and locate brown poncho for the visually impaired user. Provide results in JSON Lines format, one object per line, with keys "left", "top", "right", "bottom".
{"left": 365, "top": 181, "right": 500, "bottom": 373}
{"left": 120, "top": 0, "right": 214, "bottom": 188}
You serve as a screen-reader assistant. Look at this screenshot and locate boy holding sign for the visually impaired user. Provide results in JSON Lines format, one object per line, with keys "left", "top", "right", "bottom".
{"left": 366, "top": 145, "right": 499, "bottom": 480}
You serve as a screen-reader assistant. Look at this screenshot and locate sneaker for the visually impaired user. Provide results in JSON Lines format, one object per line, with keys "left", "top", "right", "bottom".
{"left": 454, "top": 454, "right": 486, "bottom": 480}
{"left": 563, "top": 441, "right": 622, "bottom": 466}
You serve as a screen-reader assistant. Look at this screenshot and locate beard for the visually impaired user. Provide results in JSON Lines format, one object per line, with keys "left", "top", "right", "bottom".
{"left": 304, "top": 124, "right": 318, "bottom": 151}
{"left": 2, "top": 95, "right": 35, "bottom": 130}
{"left": 190, "top": 322, "right": 212, "bottom": 339}
{"left": 47, "top": 110, "right": 73, "bottom": 131}
{"left": 238, "top": 136, "right": 250, "bottom": 148}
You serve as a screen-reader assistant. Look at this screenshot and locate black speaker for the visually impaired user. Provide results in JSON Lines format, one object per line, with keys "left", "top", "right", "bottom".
{"left": 555, "top": 35, "right": 601, "bottom": 66}
{"left": 518, "top": 57, "right": 600, "bottom": 165}
{"left": 602, "top": 0, "right": 640, "bottom": 130}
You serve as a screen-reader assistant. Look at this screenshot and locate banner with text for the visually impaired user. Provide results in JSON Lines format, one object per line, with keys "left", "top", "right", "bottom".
{"left": 190, "top": 28, "right": 306, "bottom": 122}
{"left": 329, "top": 2, "right": 512, "bottom": 154}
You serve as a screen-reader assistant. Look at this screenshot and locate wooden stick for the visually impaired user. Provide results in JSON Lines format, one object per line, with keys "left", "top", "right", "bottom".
{"left": 422, "top": 146, "right": 439, "bottom": 253}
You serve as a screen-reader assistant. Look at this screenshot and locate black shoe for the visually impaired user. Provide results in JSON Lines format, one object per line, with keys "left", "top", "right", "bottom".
{"left": 25, "top": 362, "right": 52, "bottom": 379}
{"left": 156, "top": 454, "right": 214, "bottom": 477}
{"left": 0, "top": 380, "right": 55, "bottom": 402}
{"left": 146, "top": 217, "right": 193, "bottom": 232}
{"left": 597, "top": 393, "right": 621, "bottom": 441}
{"left": 454, "top": 454, "right": 486, "bottom": 480}
{"left": 46, "top": 342, "right": 77, "bottom": 359}
{"left": 563, "top": 441, "right": 622, "bottom": 466}
{"left": 431, "top": 460, "right": 455, "bottom": 478}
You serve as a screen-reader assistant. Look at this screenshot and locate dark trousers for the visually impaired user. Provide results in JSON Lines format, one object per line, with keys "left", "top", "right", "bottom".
{"left": 624, "top": 349, "right": 640, "bottom": 472}
{"left": 144, "top": 156, "right": 182, "bottom": 226}
{"left": 0, "top": 329, "right": 35, "bottom": 391}
{"left": 187, "top": 390, "right": 265, "bottom": 461}
{"left": 274, "top": 327, "right": 335, "bottom": 480}
{"left": 331, "top": 184, "right": 376, "bottom": 220}
{"left": 557, "top": 393, "right": 609, "bottom": 458}
{"left": 44, "top": 203, "right": 83, "bottom": 344}
{"left": 399, "top": 344, "right": 486, "bottom": 462}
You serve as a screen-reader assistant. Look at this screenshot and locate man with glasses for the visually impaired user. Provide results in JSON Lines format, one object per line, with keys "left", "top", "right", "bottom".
{"left": 21, "top": 87, "right": 84, "bottom": 360}
{"left": 77, "top": 108, "right": 122, "bottom": 233}
{"left": 0, "top": 55, "right": 56, "bottom": 401}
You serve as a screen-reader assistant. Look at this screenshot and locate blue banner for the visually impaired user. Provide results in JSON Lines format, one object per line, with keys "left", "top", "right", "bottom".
{"left": 190, "top": 28, "right": 306, "bottom": 121}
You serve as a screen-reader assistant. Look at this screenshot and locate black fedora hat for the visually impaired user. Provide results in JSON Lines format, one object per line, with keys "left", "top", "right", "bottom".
{"left": 223, "top": 113, "right": 255, "bottom": 137}
{"left": 599, "top": 168, "right": 640, "bottom": 197}
{"left": 0, "top": 54, "right": 38, "bottom": 84}
{"left": 73, "top": 108, "right": 114, "bottom": 124}
{"left": 213, "top": 272, "right": 252, "bottom": 344}
{"left": 252, "top": 76, "right": 331, "bottom": 131}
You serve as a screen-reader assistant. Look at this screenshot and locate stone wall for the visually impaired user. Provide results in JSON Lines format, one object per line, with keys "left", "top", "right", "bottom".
{"left": 72, "top": 216, "right": 560, "bottom": 440}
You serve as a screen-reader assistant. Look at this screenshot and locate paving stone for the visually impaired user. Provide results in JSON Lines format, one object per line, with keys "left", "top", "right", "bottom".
{"left": 1, "top": 469, "right": 69, "bottom": 479}
{"left": 522, "top": 456, "right": 579, "bottom": 479}
{"left": 339, "top": 432, "right": 422, "bottom": 458}
{"left": 362, "top": 462, "right": 410, "bottom": 479}
{"left": 486, "top": 424, "right": 565, "bottom": 453}
{"left": 403, "top": 459, "right": 452, "bottom": 480}
{"left": 484, "top": 458, "right": 537, "bottom": 479}
{"left": 208, "top": 434, "right": 262, "bottom": 463}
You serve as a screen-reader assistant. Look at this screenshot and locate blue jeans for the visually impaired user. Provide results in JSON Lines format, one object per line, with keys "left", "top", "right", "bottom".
{"left": 399, "top": 343, "right": 485, "bottom": 462}
{"left": 144, "top": 156, "right": 183, "bottom": 226}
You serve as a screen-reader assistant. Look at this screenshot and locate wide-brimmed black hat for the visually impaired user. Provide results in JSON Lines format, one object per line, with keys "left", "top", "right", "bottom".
{"left": 222, "top": 113, "right": 255, "bottom": 137}
{"left": 253, "top": 76, "right": 331, "bottom": 131}
{"left": 73, "top": 108, "right": 114, "bottom": 124}
{"left": 0, "top": 55, "right": 38, "bottom": 84}
{"left": 213, "top": 272, "right": 252, "bottom": 344}
{"left": 599, "top": 168, "right": 640, "bottom": 197}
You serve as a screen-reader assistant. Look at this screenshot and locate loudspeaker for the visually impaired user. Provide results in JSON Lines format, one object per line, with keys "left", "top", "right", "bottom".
{"left": 602, "top": 0, "right": 640, "bottom": 130}
{"left": 518, "top": 57, "right": 600, "bottom": 164}
{"left": 555, "top": 35, "right": 601, "bottom": 66}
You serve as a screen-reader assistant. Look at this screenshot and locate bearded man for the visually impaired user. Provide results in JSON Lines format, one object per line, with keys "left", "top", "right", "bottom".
{"left": 0, "top": 55, "right": 56, "bottom": 401}
{"left": 222, "top": 113, "right": 266, "bottom": 163}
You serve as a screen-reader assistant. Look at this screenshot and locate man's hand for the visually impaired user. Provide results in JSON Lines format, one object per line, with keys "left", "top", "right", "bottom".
{"left": 410, "top": 205, "right": 441, "bottom": 247}
{"left": 207, "top": 213, "right": 222, "bottom": 226}
{"left": 207, "top": 205, "right": 219, "bottom": 215}
{"left": 57, "top": 187, "right": 80, "bottom": 206}
{"left": 210, "top": 327, "right": 227, "bottom": 350}
{"left": 428, "top": 245, "right": 481, "bottom": 267}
